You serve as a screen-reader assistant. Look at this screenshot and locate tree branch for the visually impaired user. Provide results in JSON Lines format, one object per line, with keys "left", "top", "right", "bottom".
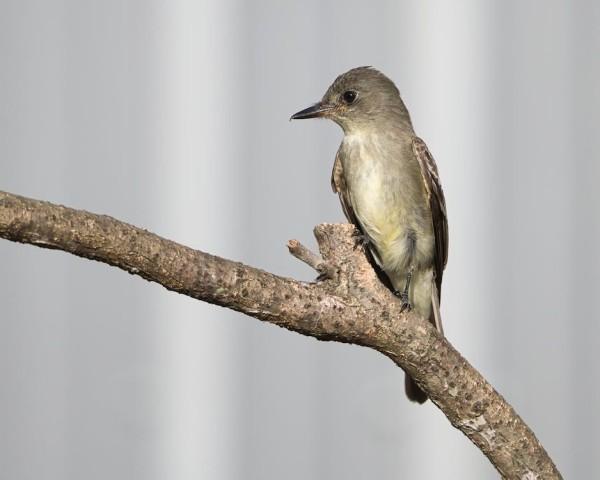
{"left": 0, "top": 191, "right": 562, "bottom": 479}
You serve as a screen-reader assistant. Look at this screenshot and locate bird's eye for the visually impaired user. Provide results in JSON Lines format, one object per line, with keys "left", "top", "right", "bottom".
{"left": 342, "top": 90, "right": 358, "bottom": 104}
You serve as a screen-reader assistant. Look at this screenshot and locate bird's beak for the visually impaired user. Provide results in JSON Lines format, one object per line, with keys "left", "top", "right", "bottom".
{"left": 290, "top": 102, "right": 334, "bottom": 120}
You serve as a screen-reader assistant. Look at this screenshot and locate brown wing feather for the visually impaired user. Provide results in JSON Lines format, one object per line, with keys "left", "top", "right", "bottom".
{"left": 331, "top": 149, "right": 357, "bottom": 226}
{"left": 412, "top": 137, "right": 448, "bottom": 299}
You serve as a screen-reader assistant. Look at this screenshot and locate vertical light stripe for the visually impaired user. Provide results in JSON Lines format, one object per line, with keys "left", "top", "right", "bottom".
{"left": 153, "top": 1, "right": 243, "bottom": 479}
{"left": 393, "top": 0, "right": 496, "bottom": 478}
{"left": 488, "top": 1, "right": 576, "bottom": 475}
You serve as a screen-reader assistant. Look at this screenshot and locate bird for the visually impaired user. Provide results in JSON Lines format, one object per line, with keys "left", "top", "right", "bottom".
{"left": 291, "top": 66, "right": 448, "bottom": 403}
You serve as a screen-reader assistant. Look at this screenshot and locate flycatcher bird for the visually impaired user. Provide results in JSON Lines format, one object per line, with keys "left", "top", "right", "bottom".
{"left": 291, "top": 67, "right": 448, "bottom": 403}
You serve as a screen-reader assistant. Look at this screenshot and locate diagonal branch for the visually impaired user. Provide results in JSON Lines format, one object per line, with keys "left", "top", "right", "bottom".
{"left": 0, "top": 191, "right": 562, "bottom": 480}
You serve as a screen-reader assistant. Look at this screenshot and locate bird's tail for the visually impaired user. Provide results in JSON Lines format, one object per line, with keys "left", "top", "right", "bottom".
{"left": 405, "top": 375, "right": 428, "bottom": 403}
{"left": 405, "top": 282, "right": 443, "bottom": 404}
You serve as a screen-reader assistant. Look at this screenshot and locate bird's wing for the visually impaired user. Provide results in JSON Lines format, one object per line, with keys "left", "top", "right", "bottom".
{"left": 412, "top": 137, "right": 448, "bottom": 298}
{"left": 330, "top": 147, "right": 345, "bottom": 193}
{"left": 331, "top": 148, "right": 359, "bottom": 226}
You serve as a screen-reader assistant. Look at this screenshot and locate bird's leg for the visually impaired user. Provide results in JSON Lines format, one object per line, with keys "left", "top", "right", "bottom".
{"left": 351, "top": 227, "right": 370, "bottom": 251}
{"left": 395, "top": 267, "right": 414, "bottom": 313}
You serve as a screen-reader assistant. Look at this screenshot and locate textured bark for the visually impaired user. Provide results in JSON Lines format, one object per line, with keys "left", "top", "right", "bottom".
{"left": 0, "top": 191, "right": 562, "bottom": 479}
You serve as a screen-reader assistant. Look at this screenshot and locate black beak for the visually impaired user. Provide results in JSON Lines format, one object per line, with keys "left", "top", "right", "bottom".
{"left": 290, "top": 102, "right": 333, "bottom": 120}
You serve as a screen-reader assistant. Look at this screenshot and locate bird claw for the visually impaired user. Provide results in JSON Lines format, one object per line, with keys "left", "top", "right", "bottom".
{"left": 394, "top": 290, "right": 412, "bottom": 313}
{"left": 352, "top": 229, "right": 370, "bottom": 251}
{"left": 316, "top": 271, "right": 329, "bottom": 282}
{"left": 400, "top": 301, "right": 412, "bottom": 313}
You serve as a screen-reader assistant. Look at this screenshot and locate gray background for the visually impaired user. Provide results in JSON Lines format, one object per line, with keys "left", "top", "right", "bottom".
{"left": 0, "top": 1, "right": 598, "bottom": 479}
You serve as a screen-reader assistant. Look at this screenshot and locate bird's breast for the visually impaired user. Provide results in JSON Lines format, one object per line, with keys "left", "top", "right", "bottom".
{"left": 341, "top": 133, "right": 434, "bottom": 272}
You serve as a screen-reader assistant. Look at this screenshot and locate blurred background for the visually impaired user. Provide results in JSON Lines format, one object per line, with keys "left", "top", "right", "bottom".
{"left": 0, "top": 0, "right": 598, "bottom": 478}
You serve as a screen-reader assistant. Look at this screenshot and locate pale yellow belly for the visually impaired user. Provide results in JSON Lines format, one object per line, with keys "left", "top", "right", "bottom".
{"left": 348, "top": 171, "right": 434, "bottom": 276}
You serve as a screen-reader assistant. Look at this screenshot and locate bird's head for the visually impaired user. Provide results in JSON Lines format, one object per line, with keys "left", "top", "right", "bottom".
{"left": 291, "top": 66, "right": 411, "bottom": 134}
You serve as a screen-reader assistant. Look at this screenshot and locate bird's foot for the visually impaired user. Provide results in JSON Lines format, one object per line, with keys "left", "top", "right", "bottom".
{"left": 352, "top": 228, "right": 370, "bottom": 251}
{"left": 394, "top": 290, "right": 412, "bottom": 313}
{"left": 315, "top": 271, "right": 329, "bottom": 282}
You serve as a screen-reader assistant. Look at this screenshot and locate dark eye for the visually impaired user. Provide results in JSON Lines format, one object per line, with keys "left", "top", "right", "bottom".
{"left": 342, "top": 90, "right": 358, "bottom": 104}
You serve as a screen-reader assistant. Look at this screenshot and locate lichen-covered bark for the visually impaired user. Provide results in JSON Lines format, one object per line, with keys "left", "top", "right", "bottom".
{"left": 0, "top": 191, "right": 562, "bottom": 479}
